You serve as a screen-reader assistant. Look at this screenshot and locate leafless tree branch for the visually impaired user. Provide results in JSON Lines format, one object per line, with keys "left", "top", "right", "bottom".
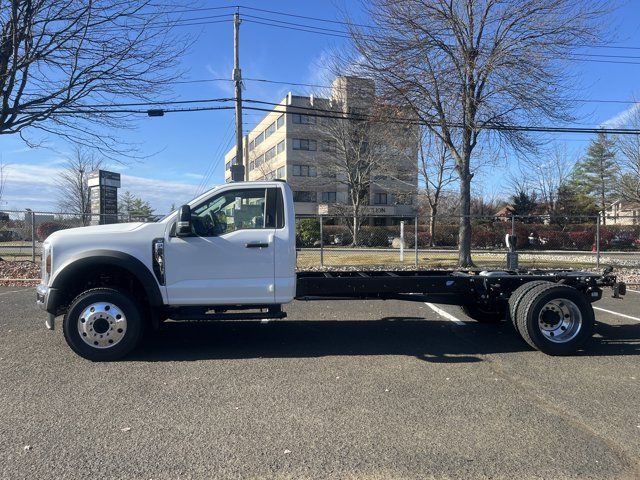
{"left": 0, "top": 0, "right": 192, "bottom": 159}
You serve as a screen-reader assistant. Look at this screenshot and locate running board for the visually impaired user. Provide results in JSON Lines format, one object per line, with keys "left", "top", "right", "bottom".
{"left": 168, "top": 305, "right": 286, "bottom": 321}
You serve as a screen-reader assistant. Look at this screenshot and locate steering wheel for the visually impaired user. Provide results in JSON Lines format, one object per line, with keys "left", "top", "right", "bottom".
{"left": 208, "top": 211, "right": 224, "bottom": 235}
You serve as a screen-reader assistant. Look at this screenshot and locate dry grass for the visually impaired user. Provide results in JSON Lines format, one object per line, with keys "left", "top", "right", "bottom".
{"left": 296, "top": 250, "right": 597, "bottom": 270}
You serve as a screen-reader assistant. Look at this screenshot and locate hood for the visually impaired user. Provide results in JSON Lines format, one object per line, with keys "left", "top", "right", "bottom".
{"left": 47, "top": 222, "right": 146, "bottom": 242}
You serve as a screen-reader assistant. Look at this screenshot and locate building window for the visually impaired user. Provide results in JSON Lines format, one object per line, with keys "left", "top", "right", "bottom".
{"left": 374, "top": 193, "right": 388, "bottom": 205}
{"left": 292, "top": 138, "right": 317, "bottom": 151}
{"left": 255, "top": 131, "right": 265, "bottom": 147}
{"left": 321, "top": 192, "right": 336, "bottom": 203}
{"left": 394, "top": 193, "right": 413, "bottom": 205}
{"left": 276, "top": 114, "right": 285, "bottom": 129}
{"left": 249, "top": 140, "right": 255, "bottom": 151}
{"left": 277, "top": 140, "right": 285, "bottom": 154}
{"left": 265, "top": 122, "right": 276, "bottom": 138}
{"left": 256, "top": 154, "right": 265, "bottom": 167}
{"left": 292, "top": 164, "right": 317, "bottom": 177}
{"left": 321, "top": 140, "right": 336, "bottom": 152}
{"left": 293, "top": 191, "right": 317, "bottom": 203}
{"left": 265, "top": 146, "right": 276, "bottom": 162}
{"left": 277, "top": 166, "right": 285, "bottom": 178}
{"left": 249, "top": 161, "right": 255, "bottom": 171}
{"left": 225, "top": 156, "right": 236, "bottom": 171}
{"left": 292, "top": 113, "right": 316, "bottom": 125}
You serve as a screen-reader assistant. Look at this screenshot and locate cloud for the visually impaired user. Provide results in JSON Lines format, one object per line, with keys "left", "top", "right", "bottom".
{"left": 1, "top": 163, "right": 198, "bottom": 214}
{"left": 601, "top": 102, "right": 640, "bottom": 128}
{"left": 205, "top": 64, "right": 235, "bottom": 96}
{"left": 183, "top": 172, "right": 205, "bottom": 180}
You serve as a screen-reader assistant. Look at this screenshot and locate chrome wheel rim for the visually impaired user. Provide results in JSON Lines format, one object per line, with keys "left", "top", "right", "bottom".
{"left": 537, "top": 298, "right": 582, "bottom": 343}
{"left": 77, "top": 302, "right": 127, "bottom": 349}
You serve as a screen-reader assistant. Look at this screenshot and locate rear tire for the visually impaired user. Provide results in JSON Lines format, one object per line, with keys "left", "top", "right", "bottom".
{"left": 63, "top": 288, "right": 144, "bottom": 361}
{"left": 459, "top": 303, "right": 506, "bottom": 323}
{"left": 515, "top": 283, "right": 594, "bottom": 355}
{"left": 508, "top": 280, "right": 553, "bottom": 329}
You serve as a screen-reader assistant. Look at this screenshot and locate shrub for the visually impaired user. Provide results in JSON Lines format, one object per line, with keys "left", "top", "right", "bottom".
{"left": 359, "top": 226, "right": 392, "bottom": 247}
{"left": 296, "top": 218, "right": 320, "bottom": 248}
{"left": 36, "top": 222, "right": 70, "bottom": 241}
{"left": 568, "top": 230, "right": 594, "bottom": 250}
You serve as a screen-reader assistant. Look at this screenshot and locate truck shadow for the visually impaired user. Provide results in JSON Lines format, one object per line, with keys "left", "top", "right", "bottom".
{"left": 129, "top": 317, "right": 640, "bottom": 362}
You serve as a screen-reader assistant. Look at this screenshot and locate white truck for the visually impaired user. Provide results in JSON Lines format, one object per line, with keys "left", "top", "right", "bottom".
{"left": 36, "top": 180, "right": 625, "bottom": 361}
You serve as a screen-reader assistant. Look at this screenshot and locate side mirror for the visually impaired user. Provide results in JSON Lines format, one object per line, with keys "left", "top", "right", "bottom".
{"left": 176, "top": 205, "right": 193, "bottom": 236}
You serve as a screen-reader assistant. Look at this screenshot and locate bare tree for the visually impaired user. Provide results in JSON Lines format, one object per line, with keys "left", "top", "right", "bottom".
{"left": 344, "top": 0, "right": 608, "bottom": 266}
{"left": 419, "top": 128, "right": 456, "bottom": 245}
{"left": 617, "top": 105, "right": 640, "bottom": 204}
{"left": 0, "top": 1, "right": 189, "bottom": 157}
{"left": 56, "top": 147, "right": 101, "bottom": 224}
{"left": 317, "top": 105, "right": 410, "bottom": 246}
{"left": 526, "top": 145, "right": 576, "bottom": 218}
{"left": 0, "top": 158, "right": 6, "bottom": 206}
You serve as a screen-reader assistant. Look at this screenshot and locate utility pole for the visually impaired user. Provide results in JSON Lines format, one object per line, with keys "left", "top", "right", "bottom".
{"left": 230, "top": 9, "right": 245, "bottom": 182}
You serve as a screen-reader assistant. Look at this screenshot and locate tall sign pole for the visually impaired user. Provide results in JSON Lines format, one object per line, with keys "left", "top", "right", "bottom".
{"left": 231, "top": 9, "right": 245, "bottom": 182}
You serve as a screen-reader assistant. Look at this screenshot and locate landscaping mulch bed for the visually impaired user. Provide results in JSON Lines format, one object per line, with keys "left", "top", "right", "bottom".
{"left": 0, "top": 259, "right": 40, "bottom": 286}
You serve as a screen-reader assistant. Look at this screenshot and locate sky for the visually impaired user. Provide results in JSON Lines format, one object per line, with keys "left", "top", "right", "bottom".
{"left": 1, "top": 0, "right": 639, "bottom": 213}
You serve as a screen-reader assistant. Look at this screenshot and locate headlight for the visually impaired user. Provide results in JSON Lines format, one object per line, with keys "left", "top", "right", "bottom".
{"left": 42, "top": 242, "right": 52, "bottom": 284}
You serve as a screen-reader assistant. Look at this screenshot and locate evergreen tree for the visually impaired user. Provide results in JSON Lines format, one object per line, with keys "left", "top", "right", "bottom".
{"left": 554, "top": 184, "right": 598, "bottom": 223}
{"left": 511, "top": 190, "right": 538, "bottom": 218}
{"left": 119, "top": 191, "right": 155, "bottom": 220}
{"left": 570, "top": 133, "right": 618, "bottom": 223}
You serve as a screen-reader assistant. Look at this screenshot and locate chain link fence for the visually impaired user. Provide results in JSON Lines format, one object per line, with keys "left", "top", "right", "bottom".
{"left": 0, "top": 210, "right": 162, "bottom": 262}
{"left": 2, "top": 209, "right": 640, "bottom": 273}
{"left": 295, "top": 214, "right": 640, "bottom": 271}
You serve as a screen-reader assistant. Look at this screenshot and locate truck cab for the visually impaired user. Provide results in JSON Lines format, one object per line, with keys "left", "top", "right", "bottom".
{"left": 37, "top": 181, "right": 297, "bottom": 360}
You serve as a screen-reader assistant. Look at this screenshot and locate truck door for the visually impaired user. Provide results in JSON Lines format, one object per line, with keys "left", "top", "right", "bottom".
{"left": 164, "top": 186, "right": 276, "bottom": 305}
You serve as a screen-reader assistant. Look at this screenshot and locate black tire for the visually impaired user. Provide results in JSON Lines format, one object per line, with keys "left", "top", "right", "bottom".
{"left": 459, "top": 303, "right": 506, "bottom": 323}
{"left": 507, "top": 280, "right": 553, "bottom": 329}
{"left": 515, "top": 283, "right": 594, "bottom": 355}
{"left": 63, "top": 288, "right": 144, "bottom": 361}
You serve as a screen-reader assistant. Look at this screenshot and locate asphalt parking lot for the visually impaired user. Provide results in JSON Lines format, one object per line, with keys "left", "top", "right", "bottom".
{"left": 1, "top": 287, "right": 639, "bottom": 479}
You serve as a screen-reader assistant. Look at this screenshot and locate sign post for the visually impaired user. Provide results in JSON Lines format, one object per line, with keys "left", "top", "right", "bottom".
{"left": 88, "top": 170, "right": 121, "bottom": 225}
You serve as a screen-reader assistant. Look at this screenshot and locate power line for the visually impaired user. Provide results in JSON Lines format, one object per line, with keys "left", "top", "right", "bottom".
{"left": 241, "top": 98, "right": 628, "bottom": 129}
{"left": 148, "top": 4, "right": 640, "bottom": 53}
{"left": 169, "top": 76, "right": 640, "bottom": 105}
{"left": 239, "top": 104, "right": 640, "bottom": 135}
{"left": 18, "top": 98, "right": 234, "bottom": 110}
{"left": 25, "top": 105, "right": 235, "bottom": 115}
{"left": 12, "top": 98, "right": 640, "bottom": 135}
{"left": 239, "top": 15, "right": 640, "bottom": 66}
{"left": 195, "top": 116, "right": 235, "bottom": 196}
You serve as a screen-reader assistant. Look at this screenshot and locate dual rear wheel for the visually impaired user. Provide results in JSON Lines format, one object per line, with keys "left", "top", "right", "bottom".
{"left": 508, "top": 282, "right": 595, "bottom": 355}
{"left": 460, "top": 281, "right": 595, "bottom": 355}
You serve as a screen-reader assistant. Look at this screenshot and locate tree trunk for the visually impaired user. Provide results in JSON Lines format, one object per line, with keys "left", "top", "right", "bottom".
{"left": 458, "top": 169, "right": 474, "bottom": 267}
{"left": 352, "top": 211, "right": 359, "bottom": 246}
{"left": 428, "top": 204, "right": 437, "bottom": 247}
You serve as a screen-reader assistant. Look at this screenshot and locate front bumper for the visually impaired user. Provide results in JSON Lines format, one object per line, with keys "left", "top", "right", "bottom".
{"left": 36, "top": 284, "right": 58, "bottom": 330}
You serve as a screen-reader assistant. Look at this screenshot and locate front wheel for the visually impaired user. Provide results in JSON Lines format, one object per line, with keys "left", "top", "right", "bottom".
{"left": 63, "top": 288, "right": 144, "bottom": 361}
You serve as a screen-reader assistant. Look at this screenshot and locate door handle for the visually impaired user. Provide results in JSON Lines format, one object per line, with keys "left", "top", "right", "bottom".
{"left": 245, "top": 242, "right": 269, "bottom": 248}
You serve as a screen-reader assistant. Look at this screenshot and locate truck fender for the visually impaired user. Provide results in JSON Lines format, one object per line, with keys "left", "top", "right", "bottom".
{"left": 49, "top": 250, "right": 164, "bottom": 312}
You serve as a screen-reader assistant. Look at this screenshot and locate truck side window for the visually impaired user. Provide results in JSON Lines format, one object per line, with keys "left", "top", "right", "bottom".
{"left": 191, "top": 188, "right": 267, "bottom": 236}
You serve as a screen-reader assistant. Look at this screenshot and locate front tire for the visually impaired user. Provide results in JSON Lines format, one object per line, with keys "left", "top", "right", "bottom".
{"left": 63, "top": 288, "right": 144, "bottom": 361}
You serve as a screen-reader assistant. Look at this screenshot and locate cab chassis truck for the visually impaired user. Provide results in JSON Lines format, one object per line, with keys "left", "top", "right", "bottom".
{"left": 36, "top": 181, "right": 626, "bottom": 361}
